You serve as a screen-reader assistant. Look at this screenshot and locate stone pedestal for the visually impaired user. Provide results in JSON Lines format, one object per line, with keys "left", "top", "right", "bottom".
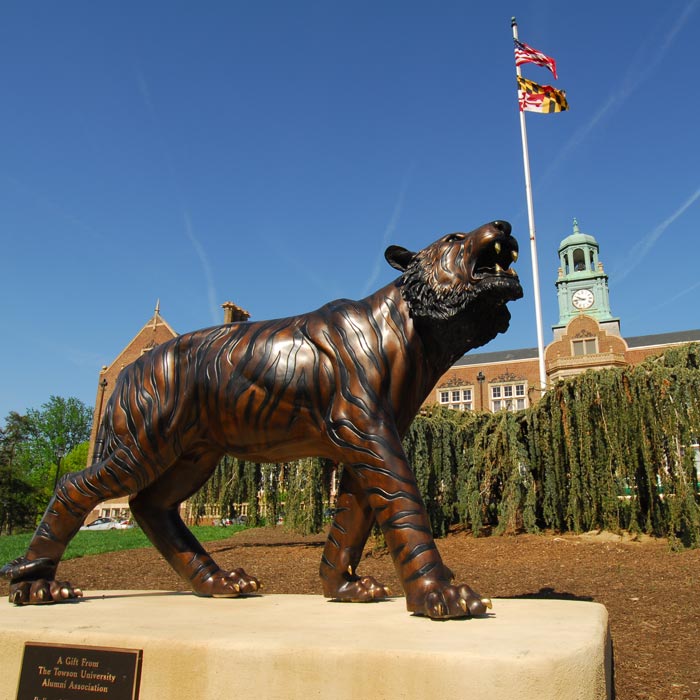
{"left": 0, "top": 592, "right": 612, "bottom": 700}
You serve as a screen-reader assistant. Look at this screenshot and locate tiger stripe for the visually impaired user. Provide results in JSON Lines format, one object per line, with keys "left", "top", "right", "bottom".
{"left": 5, "top": 221, "right": 522, "bottom": 617}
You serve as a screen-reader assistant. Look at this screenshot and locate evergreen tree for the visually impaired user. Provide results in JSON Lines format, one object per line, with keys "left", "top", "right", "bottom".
{"left": 0, "top": 412, "right": 40, "bottom": 533}
{"left": 176, "top": 344, "right": 700, "bottom": 548}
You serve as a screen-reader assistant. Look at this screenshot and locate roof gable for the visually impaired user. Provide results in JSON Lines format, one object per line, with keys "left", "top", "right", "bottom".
{"left": 103, "top": 309, "right": 177, "bottom": 374}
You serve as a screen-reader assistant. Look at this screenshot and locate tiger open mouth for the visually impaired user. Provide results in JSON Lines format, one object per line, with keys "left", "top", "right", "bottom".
{"left": 472, "top": 234, "right": 520, "bottom": 281}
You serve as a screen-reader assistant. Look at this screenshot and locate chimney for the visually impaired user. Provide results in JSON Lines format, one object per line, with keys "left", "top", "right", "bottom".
{"left": 222, "top": 301, "right": 251, "bottom": 324}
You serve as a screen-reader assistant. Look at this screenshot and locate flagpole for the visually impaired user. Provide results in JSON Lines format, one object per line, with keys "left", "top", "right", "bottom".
{"left": 511, "top": 16, "right": 548, "bottom": 397}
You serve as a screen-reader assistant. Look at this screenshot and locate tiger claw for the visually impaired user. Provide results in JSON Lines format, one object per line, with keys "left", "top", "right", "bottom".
{"left": 323, "top": 574, "right": 390, "bottom": 603}
{"left": 413, "top": 581, "right": 490, "bottom": 619}
{"left": 196, "top": 567, "right": 260, "bottom": 597}
{"left": 7, "top": 578, "right": 83, "bottom": 606}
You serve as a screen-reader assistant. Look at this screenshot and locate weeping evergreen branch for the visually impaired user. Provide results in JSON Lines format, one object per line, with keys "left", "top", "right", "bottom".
{"left": 526, "top": 345, "right": 700, "bottom": 544}
{"left": 283, "top": 458, "right": 325, "bottom": 535}
{"left": 260, "top": 463, "right": 281, "bottom": 526}
{"left": 182, "top": 344, "right": 699, "bottom": 547}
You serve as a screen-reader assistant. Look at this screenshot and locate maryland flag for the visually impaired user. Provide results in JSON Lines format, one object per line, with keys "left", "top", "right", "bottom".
{"left": 517, "top": 76, "right": 569, "bottom": 113}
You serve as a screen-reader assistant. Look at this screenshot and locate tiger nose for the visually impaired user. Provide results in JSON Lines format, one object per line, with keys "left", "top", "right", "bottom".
{"left": 492, "top": 220, "right": 512, "bottom": 236}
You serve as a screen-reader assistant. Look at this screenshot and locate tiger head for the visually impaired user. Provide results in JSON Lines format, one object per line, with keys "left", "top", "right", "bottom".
{"left": 385, "top": 220, "right": 523, "bottom": 335}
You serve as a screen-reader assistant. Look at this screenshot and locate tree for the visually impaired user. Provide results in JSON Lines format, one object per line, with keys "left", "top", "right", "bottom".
{"left": 25, "top": 396, "right": 92, "bottom": 495}
{"left": 0, "top": 412, "right": 38, "bottom": 533}
{"left": 0, "top": 400, "right": 93, "bottom": 534}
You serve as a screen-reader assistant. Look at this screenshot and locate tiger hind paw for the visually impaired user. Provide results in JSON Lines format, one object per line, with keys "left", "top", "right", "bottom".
{"left": 325, "top": 574, "right": 391, "bottom": 603}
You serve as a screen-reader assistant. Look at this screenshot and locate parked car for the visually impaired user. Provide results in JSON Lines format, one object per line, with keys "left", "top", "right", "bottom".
{"left": 80, "top": 517, "right": 131, "bottom": 531}
{"left": 216, "top": 515, "right": 248, "bottom": 526}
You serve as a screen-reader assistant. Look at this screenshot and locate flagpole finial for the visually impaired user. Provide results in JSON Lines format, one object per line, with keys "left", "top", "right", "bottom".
{"left": 511, "top": 17, "right": 517, "bottom": 28}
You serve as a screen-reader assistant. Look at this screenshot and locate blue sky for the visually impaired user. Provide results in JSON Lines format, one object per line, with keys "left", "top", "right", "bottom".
{"left": 2, "top": 1, "right": 699, "bottom": 420}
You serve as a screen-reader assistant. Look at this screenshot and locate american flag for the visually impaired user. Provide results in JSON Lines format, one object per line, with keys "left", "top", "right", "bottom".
{"left": 514, "top": 39, "right": 558, "bottom": 80}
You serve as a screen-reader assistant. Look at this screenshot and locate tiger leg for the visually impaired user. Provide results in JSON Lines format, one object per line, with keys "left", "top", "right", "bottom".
{"left": 1, "top": 448, "right": 150, "bottom": 605}
{"left": 319, "top": 468, "right": 390, "bottom": 602}
{"left": 129, "top": 451, "right": 260, "bottom": 598}
{"left": 346, "top": 433, "right": 490, "bottom": 619}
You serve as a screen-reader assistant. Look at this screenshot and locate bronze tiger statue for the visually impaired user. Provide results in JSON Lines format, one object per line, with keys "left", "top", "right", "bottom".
{"left": 2, "top": 220, "right": 522, "bottom": 619}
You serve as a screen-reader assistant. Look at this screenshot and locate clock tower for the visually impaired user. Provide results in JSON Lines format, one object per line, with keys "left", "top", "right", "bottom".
{"left": 553, "top": 219, "right": 619, "bottom": 338}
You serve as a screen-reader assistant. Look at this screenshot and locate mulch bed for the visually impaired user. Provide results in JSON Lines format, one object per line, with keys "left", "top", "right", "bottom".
{"left": 2, "top": 527, "right": 698, "bottom": 700}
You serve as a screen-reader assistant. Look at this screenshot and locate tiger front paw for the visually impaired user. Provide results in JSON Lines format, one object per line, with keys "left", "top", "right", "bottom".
{"left": 9, "top": 579, "right": 83, "bottom": 606}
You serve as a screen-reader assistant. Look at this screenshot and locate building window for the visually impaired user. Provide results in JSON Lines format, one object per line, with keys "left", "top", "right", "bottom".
{"left": 491, "top": 382, "right": 528, "bottom": 412}
{"left": 572, "top": 337, "right": 598, "bottom": 356}
{"left": 438, "top": 386, "right": 473, "bottom": 411}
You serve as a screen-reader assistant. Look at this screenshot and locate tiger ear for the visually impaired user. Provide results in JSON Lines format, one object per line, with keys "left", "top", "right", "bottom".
{"left": 385, "top": 245, "right": 416, "bottom": 271}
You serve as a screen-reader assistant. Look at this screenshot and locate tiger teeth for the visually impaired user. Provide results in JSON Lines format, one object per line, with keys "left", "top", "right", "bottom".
{"left": 495, "top": 263, "right": 503, "bottom": 273}
{"left": 494, "top": 242, "right": 502, "bottom": 255}
{"left": 512, "top": 250, "right": 518, "bottom": 262}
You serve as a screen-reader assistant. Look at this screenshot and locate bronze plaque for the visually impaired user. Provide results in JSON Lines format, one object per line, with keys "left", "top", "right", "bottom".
{"left": 16, "top": 642, "right": 142, "bottom": 700}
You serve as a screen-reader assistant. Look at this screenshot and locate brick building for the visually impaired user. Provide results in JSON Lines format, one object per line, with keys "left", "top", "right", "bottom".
{"left": 433, "top": 325, "right": 700, "bottom": 413}
{"left": 84, "top": 223, "right": 699, "bottom": 521}
{"left": 85, "top": 300, "right": 249, "bottom": 522}
{"left": 86, "top": 301, "right": 178, "bottom": 466}
{"left": 432, "top": 221, "right": 700, "bottom": 412}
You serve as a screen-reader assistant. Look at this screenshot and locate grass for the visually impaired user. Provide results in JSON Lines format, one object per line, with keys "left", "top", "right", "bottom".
{"left": 0, "top": 525, "right": 246, "bottom": 564}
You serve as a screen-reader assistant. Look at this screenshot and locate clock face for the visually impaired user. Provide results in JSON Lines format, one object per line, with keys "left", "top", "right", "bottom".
{"left": 572, "top": 288, "right": 595, "bottom": 310}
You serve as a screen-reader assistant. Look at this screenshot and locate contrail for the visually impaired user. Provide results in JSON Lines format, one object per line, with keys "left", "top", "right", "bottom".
{"left": 135, "top": 65, "right": 221, "bottom": 322}
{"left": 0, "top": 171, "right": 106, "bottom": 243}
{"left": 622, "top": 273, "right": 700, "bottom": 324}
{"left": 135, "top": 67, "right": 157, "bottom": 119}
{"left": 183, "top": 212, "right": 220, "bottom": 324}
{"left": 362, "top": 163, "right": 415, "bottom": 296}
{"left": 652, "top": 279, "right": 700, "bottom": 312}
{"left": 537, "top": 1, "right": 699, "bottom": 187}
{"left": 616, "top": 186, "right": 700, "bottom": 284}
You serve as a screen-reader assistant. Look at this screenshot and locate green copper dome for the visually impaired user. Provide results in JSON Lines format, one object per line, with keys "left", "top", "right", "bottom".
{"left": 554, "top": 217, "right": 617, "bottom": 330}
{"left": 558, "top": 218, "right": 598, "bottom": 253}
